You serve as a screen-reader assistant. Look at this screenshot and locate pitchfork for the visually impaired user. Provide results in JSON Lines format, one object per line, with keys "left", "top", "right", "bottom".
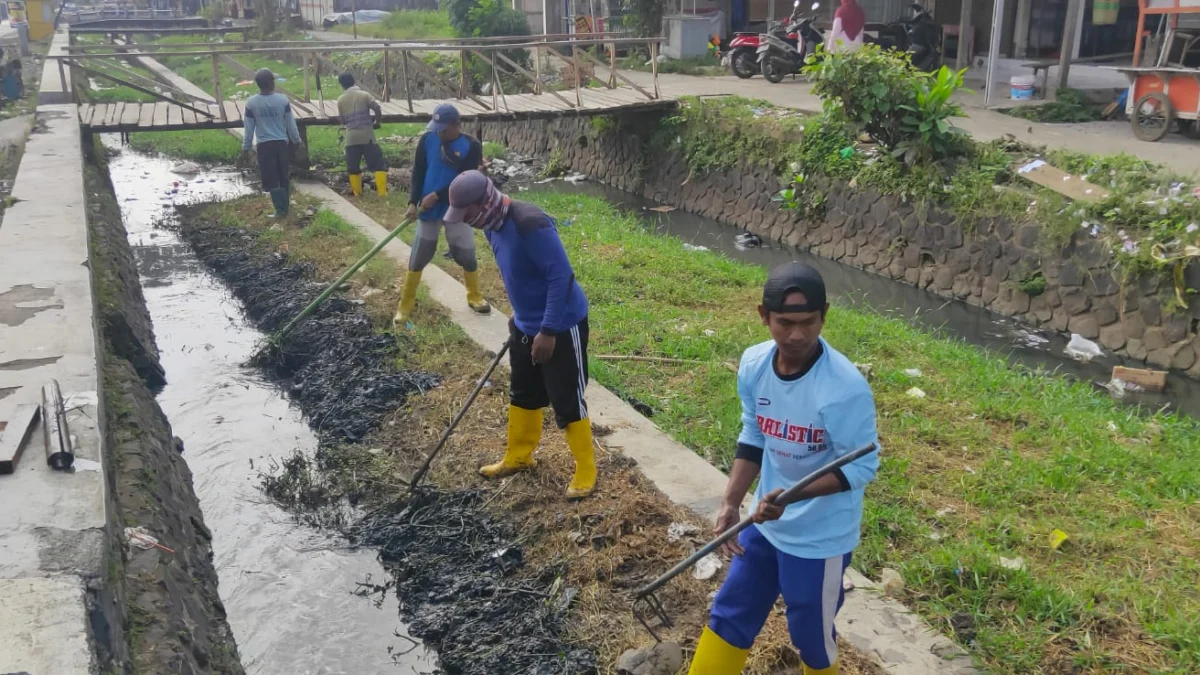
{"left": 631, "top": 443, "right": 878, "bottom": 641}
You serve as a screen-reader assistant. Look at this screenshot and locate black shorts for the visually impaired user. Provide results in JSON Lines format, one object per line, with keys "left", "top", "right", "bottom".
{"left": 510, "top": 318, "right": 589, "bottom": 429}
{"left": 345, "top": 142, "right": 387, "bottom": 174}
{"left": 257, "top": 140, "right": 291, "bottom": 192}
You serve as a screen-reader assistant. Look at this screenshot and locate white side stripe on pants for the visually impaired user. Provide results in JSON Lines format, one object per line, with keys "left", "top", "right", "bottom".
{"left": 820, "top": 554, "right": 842, "bottom": 665}
{"left": 570, "top": 325, "right": 587, "bottom": 420}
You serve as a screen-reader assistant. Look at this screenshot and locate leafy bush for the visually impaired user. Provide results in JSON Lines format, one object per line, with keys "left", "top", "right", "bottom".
{"left": 443, "top": 0, "right": 531, "bottom": 87}
{"left": 804, "top": 44, "right": 968, "bottom": 164}
{"left": 623, "top": 0, "right": 664, "bottom": 38}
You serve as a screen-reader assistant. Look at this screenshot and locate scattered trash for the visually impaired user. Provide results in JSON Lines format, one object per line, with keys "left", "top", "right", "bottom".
{"left": 692, "top": 553, "right": 723, "bottom": 580}
{"left": 734, "top": 232, "right": 761, "bottom": 249}
{"left": 563, "top": 172, "right": 588, "bottom": 184}
{"left": 667, "top": 522, "right": 700, "bottom": 542}
{"left": 124, "top": 526, "right": 175, "bottom": 554}
{"left": 682, "top": 243, "right": 709, "bottom": 252}
{"left": 904, "top": 368, "right": 922, "bottom": 377}
{"left": 1049, "top": 528, "right": 1070, "bottom": 550}
{"left": 854, "top": 362, "right": 873, "bottom": 379}
{"left": 1103, "top": 378, "right": 1145, "bottom": 399}
{"left": 647, "top": 205, "right": 676, "bottom": 213}
{"left": 906, "top": 387, "right": 927, "bottom": 399}
{"left": 1111, "top": 365, "right": 1167, "bottom": 392}
{"left": 997, "top": 555, "right": 1026, "bottom": 571}
{"left": 1064, "top": 334, "right": 1103, "bottom": 362}
{"left": 703, "top": 329, "right": 716, "bottom": 337}
{"left": 935, "top": 506, "right": 956, "bottom": 517}
{"left": 879, "top": 568, "right": 904, "bottom": 597}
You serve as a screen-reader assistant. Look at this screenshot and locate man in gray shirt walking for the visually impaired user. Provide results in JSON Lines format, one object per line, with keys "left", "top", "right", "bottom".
{"left": 241, "top": 69, "right": 302, "bottom": 218}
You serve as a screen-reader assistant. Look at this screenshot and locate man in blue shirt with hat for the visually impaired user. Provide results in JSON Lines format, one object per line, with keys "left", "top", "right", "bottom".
{"left": 395, "top": 102, "right": 489, "bottom": 327}
{"left": 688, "top": 261, "right": 880, "bottom": 675}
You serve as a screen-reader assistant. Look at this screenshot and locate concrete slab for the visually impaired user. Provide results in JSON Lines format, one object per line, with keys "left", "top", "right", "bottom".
{"left": 0, "top": 577, "right": 95, "bottom": 673}
{"left": 0, "top": 27, "right": 105, "bottom": 674}
{"left": 37, "top": 29, "right": 72, "bottom": 105}
{"left": 296, "top": 181, "right": 979, "bottom": 674}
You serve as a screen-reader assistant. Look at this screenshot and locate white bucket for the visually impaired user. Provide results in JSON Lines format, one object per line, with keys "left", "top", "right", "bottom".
{"left": 1011, "top": 75, "right": 1035, "bottom": 100}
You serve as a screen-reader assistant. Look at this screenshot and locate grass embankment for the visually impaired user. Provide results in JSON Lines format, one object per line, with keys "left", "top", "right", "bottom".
{"left": 672, "top": 96, "right": 1200, "bottom": 289}
{"left": 620, "top": 53, "right": 726, "bottom": 77}
{"left": 330, "top": 9, "right": 454, "bottom": 40}
{"left": 1002, "top": 88, "right": 1105, "bottom": 124}
{"left": 185, "top": 192, "right": 882, "bottom": 675}
{"left": 337, "top": 186, "right": 1200, "bottom": 674}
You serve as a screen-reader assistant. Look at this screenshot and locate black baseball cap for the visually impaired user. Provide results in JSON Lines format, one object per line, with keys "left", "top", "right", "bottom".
{"left": 762, "top": 262, "right": 827, "bottom": 313}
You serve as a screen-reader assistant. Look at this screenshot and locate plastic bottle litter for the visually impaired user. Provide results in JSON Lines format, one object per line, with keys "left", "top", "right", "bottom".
{"left": 1064, "top": 334, "right": 1103, "bottom": 362}
{"left": 682, "top": 243, "right": 710, "bottom": 252}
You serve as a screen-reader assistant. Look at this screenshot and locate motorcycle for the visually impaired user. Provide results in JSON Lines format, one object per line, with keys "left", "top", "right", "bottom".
{"left": 726, "top": 31, "right": 770, "bottom": 79}
{"left": 757, "top": 1, "right": 824, "bottom": 84}
{"left": 866, "top": 3, "right": 943, "bottom": 72}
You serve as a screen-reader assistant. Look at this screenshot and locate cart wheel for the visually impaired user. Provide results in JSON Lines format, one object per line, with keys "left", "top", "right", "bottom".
{"left": 1132, "top": 92, "right": 1174, "bottom": 142}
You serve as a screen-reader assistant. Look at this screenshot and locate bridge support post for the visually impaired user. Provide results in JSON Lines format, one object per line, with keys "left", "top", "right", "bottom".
{"left": 291, "top": 126, "right": 311, "bottom": 178}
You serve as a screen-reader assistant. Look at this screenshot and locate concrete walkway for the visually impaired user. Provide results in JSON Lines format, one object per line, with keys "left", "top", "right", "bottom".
{"left": 610, "top": 69, "right": 1200, "bottom": 177}
{"left": 0, "top": 29, "right": 103, "bottom": 674}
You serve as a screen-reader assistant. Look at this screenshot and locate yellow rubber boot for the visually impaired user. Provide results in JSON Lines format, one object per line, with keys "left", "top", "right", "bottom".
{"left": 463, "top": 270, "right": 492, "bottom": 315}
{"left": 687, "top": 627, "right": 749, "bottom": 675}
{"left": 349, "top": 173, "right": 363, "bottom": 197}
{"left": 564, "top": 418, "right": 596, "bottom": 499}
{"left": 392, "top": 270, "right": 421, "bottom": 327}
{"left": 804, "top": 663, "right": 839, "bottom": 675}
{"left": 480, "top": 406, "right": 543, "bottom": 478}
{"left": 374, "top": 171, "right": 388, "bottom": 197}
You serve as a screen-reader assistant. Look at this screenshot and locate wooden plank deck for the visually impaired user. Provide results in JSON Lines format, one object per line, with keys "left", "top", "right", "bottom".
{"left": 78, "top": 87, "right": 676, "bottom": 133}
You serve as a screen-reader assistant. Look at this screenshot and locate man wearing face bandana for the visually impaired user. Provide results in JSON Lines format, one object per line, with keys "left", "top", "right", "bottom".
{"left": 445, "top": 170, "right": 596, "bottom": 499}
{"left": 395, "top": 103, "right": 490, "bottom": 327}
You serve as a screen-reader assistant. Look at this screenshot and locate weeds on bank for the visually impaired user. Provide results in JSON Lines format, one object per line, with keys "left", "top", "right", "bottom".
{"left": 345, "top": 187, "right": 1200, "bottom": 673}
{"left": 1002, "top": 88, "right": 1104, "bottom": 124}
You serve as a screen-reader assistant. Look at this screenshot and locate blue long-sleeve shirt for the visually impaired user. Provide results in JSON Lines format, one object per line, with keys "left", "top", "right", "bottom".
{"left": 737, "top": 338, "right": 880, "bottom": 559}
{"left": 484, "top": 201, "right": 588, "bottom": 335}
{"left": 241, "top": 92, "right": 301, "bottom": 150}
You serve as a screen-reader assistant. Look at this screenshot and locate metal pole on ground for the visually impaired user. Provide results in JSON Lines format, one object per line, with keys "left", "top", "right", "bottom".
{"left": 983, "top": 0, "right": 1005, "bottom": 108}
{"left": 407, "top": 340, "right": 511, "bottom": 492}
{"left": 1057, "top": 0, "right": 1083, "bottom": 92}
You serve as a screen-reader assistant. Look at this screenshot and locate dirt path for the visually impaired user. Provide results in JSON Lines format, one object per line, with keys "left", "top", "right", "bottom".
{"left": 605, "top": 68, "right": 1200, "bottom": 177}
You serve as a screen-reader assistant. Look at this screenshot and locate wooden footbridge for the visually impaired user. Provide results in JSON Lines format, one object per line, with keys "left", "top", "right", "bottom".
{"left": 54, "top": 33, "right": 676, "bottom": 134}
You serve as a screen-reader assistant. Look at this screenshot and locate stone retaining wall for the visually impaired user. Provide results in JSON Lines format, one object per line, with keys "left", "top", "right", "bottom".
{"left": 478, "top": 113, "right": 1200, "bottom": 378}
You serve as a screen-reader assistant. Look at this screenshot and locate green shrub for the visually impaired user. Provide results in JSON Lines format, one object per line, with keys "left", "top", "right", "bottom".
{"left": 804, "top": 44, "right": 968, "bottom": 164}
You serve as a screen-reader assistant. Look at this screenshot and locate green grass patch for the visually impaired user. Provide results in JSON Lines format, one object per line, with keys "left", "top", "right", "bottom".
{"left": 127, "top": 130, "right": 244, "bottom": 163}
{"left": 343, "top": 187, "right": 1200, "bottom": 673}
{"left": 620, "top": 53, "right": 725, "bottom": 77}
{"left": 330, "top": 9, "right": 455, "bottom": 40}
{"left": 1002, "top": 88, "right": 1104, "bottom": 124}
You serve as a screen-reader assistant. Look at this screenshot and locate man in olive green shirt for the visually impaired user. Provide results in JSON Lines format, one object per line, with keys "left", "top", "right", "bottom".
{"left": 336, "top": 72, "right": 386, "bottom": 197}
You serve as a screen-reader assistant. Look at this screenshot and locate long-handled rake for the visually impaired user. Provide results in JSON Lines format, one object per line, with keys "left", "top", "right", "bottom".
{"left": 407, "top": 339, "right": 511, "bottom": 492}
{"left": 268, "top": 217, "right": 414, "bottom": 348}
{"left": 631, "top": 443, "right": 878, "bottom": 640}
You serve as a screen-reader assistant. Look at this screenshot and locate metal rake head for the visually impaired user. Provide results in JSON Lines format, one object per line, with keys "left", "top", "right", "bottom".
{"left": 632, "top": 591, "right": 672, "bottom": 642}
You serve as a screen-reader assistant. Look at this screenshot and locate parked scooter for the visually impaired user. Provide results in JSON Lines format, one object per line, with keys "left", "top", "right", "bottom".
{"left": 726, "top": 31, "right": 770, "bottom": 79}
{"left": 866, "top": 3, "right": 942, "bottom": 71}
{"left": 757, "top": 1, "right": 824, "bottom": 84}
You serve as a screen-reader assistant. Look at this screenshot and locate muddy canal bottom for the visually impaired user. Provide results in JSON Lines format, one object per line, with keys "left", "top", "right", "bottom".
{"left": 107, "top": 144, "right": 436, "bottom": 674}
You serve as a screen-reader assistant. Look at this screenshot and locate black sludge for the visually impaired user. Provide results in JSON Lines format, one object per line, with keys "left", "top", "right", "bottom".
{"left": 176, "top": 209, "right": 597, "bottom": 675}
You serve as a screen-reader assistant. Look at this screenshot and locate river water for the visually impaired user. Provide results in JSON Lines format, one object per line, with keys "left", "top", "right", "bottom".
{"left": 107, "top": 144, "right": 436, "bottom": 675}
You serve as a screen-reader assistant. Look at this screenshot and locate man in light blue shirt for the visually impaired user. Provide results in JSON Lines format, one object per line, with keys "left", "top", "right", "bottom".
{"left": 688, "top": 261, "right": 880, "bottom": 675}
{"left": 241, "top": 69, "right": 302, "bottom": 218}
